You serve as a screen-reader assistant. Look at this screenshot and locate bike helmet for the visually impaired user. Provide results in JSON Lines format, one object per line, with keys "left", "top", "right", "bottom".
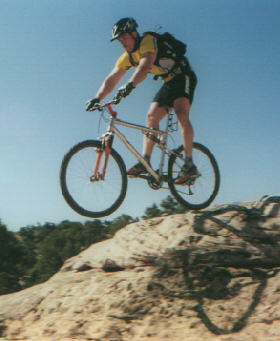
{"left": 111, "top": 17, "right": 138, "bottom": 41}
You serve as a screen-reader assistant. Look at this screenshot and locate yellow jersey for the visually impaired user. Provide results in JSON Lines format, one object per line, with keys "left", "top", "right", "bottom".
{"left": 115, "top": 34, "right": 177, "bottom": 82}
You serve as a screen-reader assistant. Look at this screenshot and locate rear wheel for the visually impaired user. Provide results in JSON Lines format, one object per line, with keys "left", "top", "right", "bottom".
{"left": 60, "top": 140, "right": 127, "bottom": 217}
{"left": 168, "top": 142, "right": 220, "bottom": 210}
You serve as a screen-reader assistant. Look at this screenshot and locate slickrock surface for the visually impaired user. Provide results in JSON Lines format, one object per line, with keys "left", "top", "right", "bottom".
{"left": 1, "top": 195, "right": 280, "bottom": 340}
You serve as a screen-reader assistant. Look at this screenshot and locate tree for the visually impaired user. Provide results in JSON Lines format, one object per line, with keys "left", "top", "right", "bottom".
{"left": 160, "top": 195, "right": 188, "bottom": 215}
{"left": 0, "top": 222, "right": 25, "bottom": 294}
{"left": 84, "top": 219, "right": 110, "bottom": 244}
{"left": 108, "top": 215, "right": 137, "bottom": 235}
{"left": 0, "top": 195, "right": 188, "bottom": 295}
{"left": 142, "top": 203, "right": 162, "bottom": 219}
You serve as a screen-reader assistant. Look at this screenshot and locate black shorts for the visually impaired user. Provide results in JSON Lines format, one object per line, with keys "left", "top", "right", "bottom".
{"left": 153, "top": 71, "right": 197, "bottom": 107}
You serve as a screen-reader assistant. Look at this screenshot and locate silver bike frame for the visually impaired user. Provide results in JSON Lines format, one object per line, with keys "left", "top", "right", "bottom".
{"left": 103, "top": 111, "right": 177, "bottom": 183}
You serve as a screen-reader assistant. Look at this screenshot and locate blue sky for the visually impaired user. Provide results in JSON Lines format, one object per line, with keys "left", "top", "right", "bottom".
{"left": 1, "top": 0, "right": 279, "bottom": 231}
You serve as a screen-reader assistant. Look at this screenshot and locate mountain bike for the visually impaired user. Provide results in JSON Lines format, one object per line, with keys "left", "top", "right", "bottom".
{"left": 60, "top": 99, "right": 220, "bottom": 218}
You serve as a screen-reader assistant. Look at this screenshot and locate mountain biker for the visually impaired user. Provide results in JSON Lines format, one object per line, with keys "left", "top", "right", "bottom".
{"left": 86, "top": 17, "right": 198, "bottom": 184}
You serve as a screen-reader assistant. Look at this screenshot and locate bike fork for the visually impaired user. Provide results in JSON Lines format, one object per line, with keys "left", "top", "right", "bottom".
{"left": 90, "top": 135, "right": 113, "bottom": 182}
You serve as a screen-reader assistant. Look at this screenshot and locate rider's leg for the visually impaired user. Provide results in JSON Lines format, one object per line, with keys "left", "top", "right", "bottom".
{"left": 127, "top": 102, "right": 167, "bottom": 176}
{"left": 142, "top": 102, "right": 168, "bottom": 156}
{"left": 174, "top": 96, "right": 198, "bottom": 184}
{"left": 174, "top": 97, "right": 193, "bottom": 161}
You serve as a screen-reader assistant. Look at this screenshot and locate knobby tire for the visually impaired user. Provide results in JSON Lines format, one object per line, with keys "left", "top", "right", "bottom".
{"left": 168, "top": 142, "right": 220, "bottom": 210}
{"left": 60, "top": 140, "right": 127, "bottom": 218}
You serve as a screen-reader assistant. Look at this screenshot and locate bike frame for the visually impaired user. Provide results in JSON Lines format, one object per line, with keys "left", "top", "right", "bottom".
{"left": 94, "top": 104, "right": 182, "bottom": 183}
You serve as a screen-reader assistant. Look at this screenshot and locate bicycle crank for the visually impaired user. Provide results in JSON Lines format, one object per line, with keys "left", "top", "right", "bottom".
{"left": 147, "top": 176, "right": 162, "bottom": 190}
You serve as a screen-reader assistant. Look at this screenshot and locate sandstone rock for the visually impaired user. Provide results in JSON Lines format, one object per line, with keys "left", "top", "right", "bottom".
{"left": 0, "top": 195, "right": 280, "bottom": 340}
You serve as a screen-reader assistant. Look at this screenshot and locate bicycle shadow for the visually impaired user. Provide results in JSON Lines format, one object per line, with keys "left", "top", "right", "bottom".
{"left": 152, "top": 195, "right": 280, "bottom": 335}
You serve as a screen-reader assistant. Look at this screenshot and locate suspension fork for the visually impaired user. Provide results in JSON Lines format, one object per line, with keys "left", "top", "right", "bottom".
{"left": 90, "top": 133, "right": 114, "bottom": 181}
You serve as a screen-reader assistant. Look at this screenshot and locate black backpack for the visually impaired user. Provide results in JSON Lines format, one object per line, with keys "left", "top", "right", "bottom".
{"left": 147, "top": 31, "right": 187, "bottom": 60}
{"left": 129, "top": 31, "right": 187, "bottom": 79}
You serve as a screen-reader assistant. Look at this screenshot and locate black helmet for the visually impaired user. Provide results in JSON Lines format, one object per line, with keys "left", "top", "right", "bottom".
{"left": 111, "top": 17, "right": 138, "bottom": 41}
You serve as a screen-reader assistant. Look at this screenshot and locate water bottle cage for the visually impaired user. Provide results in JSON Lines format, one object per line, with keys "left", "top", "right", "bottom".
{"left": 167, "top": 113, "right": 178, "bottom": 133}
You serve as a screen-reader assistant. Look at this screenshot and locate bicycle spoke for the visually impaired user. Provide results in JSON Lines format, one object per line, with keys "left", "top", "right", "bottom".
{"left": 168, "top": 143, "right": 220, "bottom": 210}
{"left": 60, "top": 141, "right": 127, "bottom": 217}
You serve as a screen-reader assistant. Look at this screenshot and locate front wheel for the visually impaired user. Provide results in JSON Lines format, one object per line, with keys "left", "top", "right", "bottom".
{"left": 60, "top": 140, "right": 127, "bottom": 218}
{"left": 168, "top": 142, "right": 220, "bottom": 210}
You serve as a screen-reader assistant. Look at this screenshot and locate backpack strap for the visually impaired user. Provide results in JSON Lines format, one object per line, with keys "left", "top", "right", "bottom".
{"left": 128, "top": 53, "right": 138, "bottom": 67}
{"left": 128, "top": 34, "right": 144, "bottom": 67}
{"left": 128, "top": 32, "right": 159, "bottom": 70}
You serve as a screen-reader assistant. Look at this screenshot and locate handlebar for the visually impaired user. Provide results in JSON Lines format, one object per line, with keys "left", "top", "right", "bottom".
{"left": 87, "top": 96, "right": 120, "bottom": 113}
{"left": 87, "top": 97, "right": 120, "bottom": 118}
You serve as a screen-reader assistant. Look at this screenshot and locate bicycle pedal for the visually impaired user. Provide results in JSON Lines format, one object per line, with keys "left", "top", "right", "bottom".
{"left": 174, "top": 173, "right": 200, "bottom": 186}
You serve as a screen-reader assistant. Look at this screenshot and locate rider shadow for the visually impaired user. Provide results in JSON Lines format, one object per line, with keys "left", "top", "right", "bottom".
{"left": 153, "top": 195, "right": 280, "bottom": 335}
{"left": 179, "top": 253, "right": 274, "bottom": 335}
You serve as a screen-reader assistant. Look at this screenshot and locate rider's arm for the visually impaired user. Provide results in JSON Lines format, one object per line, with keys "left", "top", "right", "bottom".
{"left": 95, "top": 67, "right": 127, "bottom": 101}
{"left": 129, "top": 52, "right": 156, "bottom": 86}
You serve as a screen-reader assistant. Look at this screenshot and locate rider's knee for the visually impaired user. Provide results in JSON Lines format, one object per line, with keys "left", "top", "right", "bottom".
{"left": 146, "top": 111, "right": 156, "bottom": 123}
{"left": 146, "top": 112, "right": 160, "bottom": 128}
{"left": 177, "top": 110, "right": 190, "bottom": 126}
{"left": 174, "top": 97, "right": 190, "bottom": 118}
{"left": 146, "top": 105, "right": 167, "bottom": 127}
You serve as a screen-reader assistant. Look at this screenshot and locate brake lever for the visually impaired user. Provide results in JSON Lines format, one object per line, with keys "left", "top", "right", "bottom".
{"left": 89, "top": 105, "right": 102, "bottom": 112}
{"left": 112, "top": 96, "right": 121, "bottom": 105}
